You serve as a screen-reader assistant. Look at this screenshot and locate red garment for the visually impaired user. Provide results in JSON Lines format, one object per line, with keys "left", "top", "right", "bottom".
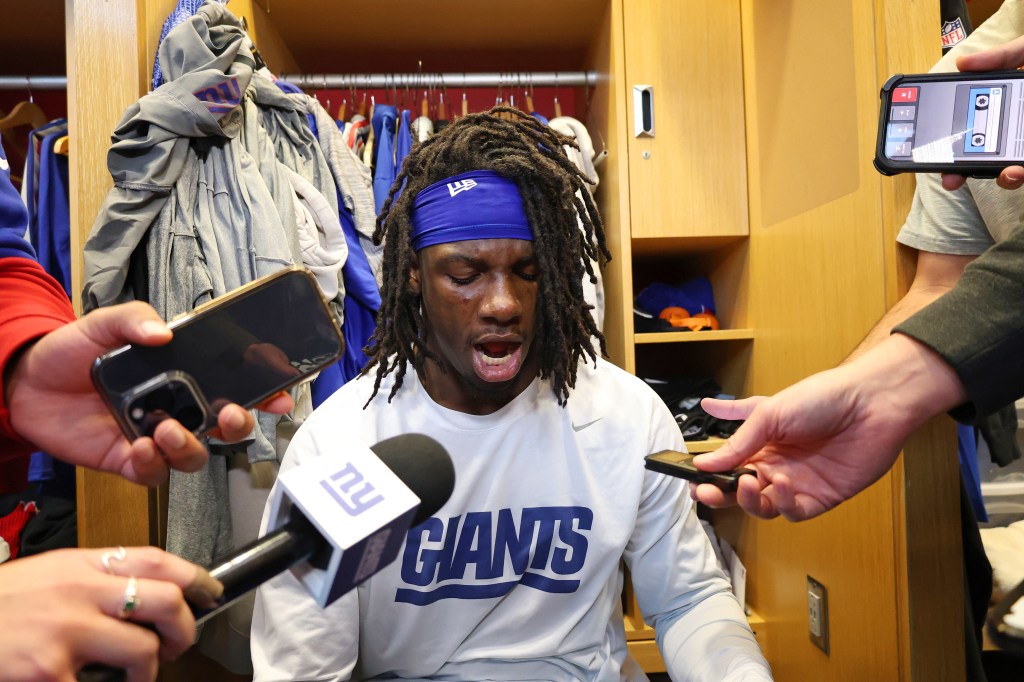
{"left": 0, "top": 501, "right": 38, "bottom": 558}
{"left": 0, "top": 257, "right": 75, "bottom": 491}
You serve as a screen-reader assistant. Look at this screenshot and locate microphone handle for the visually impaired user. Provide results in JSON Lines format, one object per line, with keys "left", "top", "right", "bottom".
{"left": 197, "top": 513, "right": 322, "bottom": 623}
{"left": 77, "top": 515, "right": 322, "bottom": 681}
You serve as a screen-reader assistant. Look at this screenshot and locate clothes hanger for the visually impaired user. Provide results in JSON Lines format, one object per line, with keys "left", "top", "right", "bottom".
{"left": 322, "top": 75, "right": 332, "bottom": 119}
{"left": 0, "top": 99, "right": 48, "bottom": 132}
{"left": 437, "top": 74, "right": 448, "bottom": 122}
{"left": 358, "top": 75, "right": 369, "bottom": 118}
{"left": 53, "top": 135, "right": 69, "bottom": 156}
{"left": 461, "top": 74, "right": 468, "bottom": 118}
{"left": 526, "top": 73, "right": 535, "bottom": 115}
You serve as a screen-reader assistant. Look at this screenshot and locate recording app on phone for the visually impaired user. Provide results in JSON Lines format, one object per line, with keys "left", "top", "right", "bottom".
{"left": 881, "top": 75, "right": 1024, "bottom": 167}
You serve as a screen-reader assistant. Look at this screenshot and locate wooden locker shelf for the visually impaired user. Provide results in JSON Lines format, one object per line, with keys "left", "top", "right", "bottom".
{"left": 635, "top": 329, "right": 755, "bottom": 344}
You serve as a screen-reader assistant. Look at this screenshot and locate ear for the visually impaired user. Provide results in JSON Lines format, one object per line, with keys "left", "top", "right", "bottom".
{"left": 408, "top": 252, "right": 421, "bottom": 296}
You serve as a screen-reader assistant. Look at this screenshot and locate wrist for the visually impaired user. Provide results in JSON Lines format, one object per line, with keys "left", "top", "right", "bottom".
{"left": 848, "top": 332, "right": 967, "bottom": 431}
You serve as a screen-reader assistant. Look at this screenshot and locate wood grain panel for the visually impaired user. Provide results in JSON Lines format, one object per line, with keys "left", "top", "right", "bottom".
{"left": 737, "top": 0, "right": 901, "bottom": 678}
{"left": 623, "top": 0, "right": 747, "bottom": 238}
{"left": 585, "top": 0, "right": 634, "bottom": 372}
{"left": 231, "top": 0, "right": 301, "bottom": 75}
{"left": 67, "top": 0, "right": 172, "bottom": 549}
{"left": 256, "top": 0, "right": 605, "bottom": 74}
{"left": 873, "top": 1, "right": 964, "bottom": 680}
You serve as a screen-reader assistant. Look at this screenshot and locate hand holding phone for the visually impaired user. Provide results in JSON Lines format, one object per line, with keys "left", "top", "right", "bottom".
{"left": 91, "top": 267, "right": 343, "bottom": 441}
{"left": 644, "top": 450, "right": 756, "bottom": 492}
{"left": 875, "top": 69, "right": 1024, "bottom": 178}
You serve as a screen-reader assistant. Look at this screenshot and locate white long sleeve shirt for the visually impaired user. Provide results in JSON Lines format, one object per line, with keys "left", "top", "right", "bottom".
{"left": 252, "top": 358, "right": 771, "bottom": 681}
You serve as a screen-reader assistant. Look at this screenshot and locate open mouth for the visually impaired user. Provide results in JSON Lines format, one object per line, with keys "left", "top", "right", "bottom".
{"left": 476, "top": 341, "right": 521, "bottom": 365}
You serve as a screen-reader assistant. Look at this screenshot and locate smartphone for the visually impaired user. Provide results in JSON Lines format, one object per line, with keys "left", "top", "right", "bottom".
{"left": 875, "top": 70, "right": 1024, "bottom": 177}
{"left": 91, "top": 266, "right": 344, "bottom": 440}
{"left": 643, "top": 450, "right": 755, "bottom": 492}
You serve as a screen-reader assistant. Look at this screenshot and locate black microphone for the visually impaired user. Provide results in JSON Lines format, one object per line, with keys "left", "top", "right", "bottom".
{"left": 77, "top": 434, "right": 454, "bottom": 681}
{"left": 194, "top": 433, "right": 455, "bottom": 621}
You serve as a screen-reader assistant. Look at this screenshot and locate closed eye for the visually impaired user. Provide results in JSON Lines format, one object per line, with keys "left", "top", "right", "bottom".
{"left": 447, "top": 274, "right": 479, "bottom": 285}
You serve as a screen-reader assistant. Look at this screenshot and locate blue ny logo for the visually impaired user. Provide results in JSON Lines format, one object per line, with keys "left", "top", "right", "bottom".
{"left": 192, "top": 77, "right": 243, "bottom": 115}
{"left": 320, "top": 463, "right": 384, "bottom": 516}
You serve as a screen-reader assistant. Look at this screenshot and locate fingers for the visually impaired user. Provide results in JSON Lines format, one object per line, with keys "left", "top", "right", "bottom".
{"left": 997, "top": 166, "right": 1024, "bottom": 190}
{"left": 150, "top": 420, "right": 208, "bottom": 473}
{"left": 700, "top": 395, "right": 763, "bottom": 420}
{"left": 79, "top": 301, "right": 172, "bottom": 350}
{"left": 735, "top": 473, "right": 779, "bottom": 519}
{"left": 89, "top": 546, "right": 221, "bottom": 596}
{"left": 255, "top": 391, "right": 295, "bottom": 415}
{"left": 93, "top": 577, "right": 191, "bottom": 665}
{"left": 955, "top": 35, "right": 1024, "bottom": 72}
{"left": 940, "top": 174, "right": 967, "bottom": 191}
{"left": 941, "top": 166, "right": 1024, "bottom": 192}
{"left": 212, "top": 403, "right": 255, "bottom": 442}
{"left": 690, "top": 482, "right": 734, "bottom": 509}
{"left": 90, "top": 546, "right": 223, "bottom": 660}
{"left": 75, "top": 615, "right": 160, "bottom": 681}
{"left": 691, "top": 414, "right": 766, "bottom": 471}
{"left": 209, "top": 394, "right": 293, "bottom": 441}
{"left": 123, "top": 437, "right": 169, "bottom": 487}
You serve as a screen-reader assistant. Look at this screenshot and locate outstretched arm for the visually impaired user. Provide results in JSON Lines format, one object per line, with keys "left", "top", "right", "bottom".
{"left": 694, "top": 333, "right": 965, "bottom": 520}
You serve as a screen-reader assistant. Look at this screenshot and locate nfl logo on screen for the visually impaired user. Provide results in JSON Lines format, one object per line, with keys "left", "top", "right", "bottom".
{"left": 942, "top": 18, "right": 967, "bottom": 49}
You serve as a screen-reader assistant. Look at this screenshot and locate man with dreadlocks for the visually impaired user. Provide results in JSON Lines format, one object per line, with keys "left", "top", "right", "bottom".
{"left": 251, "top": 109, "right": 771, "bottom": 681}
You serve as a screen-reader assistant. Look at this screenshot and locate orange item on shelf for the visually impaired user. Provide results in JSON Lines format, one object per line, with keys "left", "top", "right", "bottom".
{"left": 659, "top": 307, "right": 720, "bottom": 331}
{"left": 659, "top": 306, "right": 690, "bottom": 326}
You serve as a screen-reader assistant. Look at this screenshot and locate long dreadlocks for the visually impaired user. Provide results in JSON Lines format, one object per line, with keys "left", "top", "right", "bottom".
{"left": 361, "top": 106, "right": 611, "bottom": 406}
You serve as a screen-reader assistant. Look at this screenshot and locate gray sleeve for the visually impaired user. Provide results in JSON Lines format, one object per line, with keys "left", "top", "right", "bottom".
{"left": 897, "top": 173, "right": 994, "bottom": 256}
{"left": 894, "top": 222, "right": 1024, "bottom": 422}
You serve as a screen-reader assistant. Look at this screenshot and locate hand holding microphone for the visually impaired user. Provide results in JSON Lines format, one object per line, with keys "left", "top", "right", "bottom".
{"left": 76, "top": 433, "right": 454, "bottom": 680}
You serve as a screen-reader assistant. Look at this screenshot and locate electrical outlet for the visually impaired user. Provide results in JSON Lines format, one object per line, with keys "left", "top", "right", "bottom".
{"left": 807, "top": 575, "right": 829, "bottom": 654}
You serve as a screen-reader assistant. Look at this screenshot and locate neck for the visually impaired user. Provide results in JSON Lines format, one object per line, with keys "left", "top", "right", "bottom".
{"left": 417, "top": 357, "right": 536, "bottom": 416}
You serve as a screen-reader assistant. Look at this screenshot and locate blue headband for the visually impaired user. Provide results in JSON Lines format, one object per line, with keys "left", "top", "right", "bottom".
{"left": 409, "top": 170, "right": 534, "bottom": 251}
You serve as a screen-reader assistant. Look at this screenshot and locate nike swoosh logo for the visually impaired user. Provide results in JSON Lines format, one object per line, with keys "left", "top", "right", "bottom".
{"left": 572, "top": 418, "right": 602, "bottom": 432}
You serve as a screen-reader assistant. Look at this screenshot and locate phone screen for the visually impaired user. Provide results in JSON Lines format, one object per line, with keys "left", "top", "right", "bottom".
{"left": 92, "top": 268, "right": 343, "bottom": 438}
{"left": 876, "top": 71, "right": 1024, "bottom": 174}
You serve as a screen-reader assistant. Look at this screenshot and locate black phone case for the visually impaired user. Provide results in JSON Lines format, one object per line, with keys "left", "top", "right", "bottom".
{"left": 91, "top": 267, "right": 344, "bottom": 440}
{"left": 874, "top": 70, "right": 1024, "bottom": 178}
{"left": 643, "top": 450, "right": 755, "bottom": 492}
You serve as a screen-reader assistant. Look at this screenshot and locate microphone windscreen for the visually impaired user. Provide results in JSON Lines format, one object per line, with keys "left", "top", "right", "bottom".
{"left": 370, "top": 434, "right": 455, "bottom": 524}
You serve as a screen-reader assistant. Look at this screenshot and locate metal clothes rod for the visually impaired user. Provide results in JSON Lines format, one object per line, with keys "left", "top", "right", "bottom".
{"left": 0, "top": 72, "right": 596, "bottom": 91}
{"left": 0, "top": 76, "right": 68, "bottom": 90}
{"left": 278, "top": 71, "right": 596, "bottom": 90}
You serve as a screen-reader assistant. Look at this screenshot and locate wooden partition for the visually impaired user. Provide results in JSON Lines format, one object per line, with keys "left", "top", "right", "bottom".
{"left": 63, "top": 1, "right": 965, "bottom": 679}
{"left": 66, "top": 0, "right": 175, "bottom": 550}
{"left": 727, "top": 0, "right": 962, "bottom": 679}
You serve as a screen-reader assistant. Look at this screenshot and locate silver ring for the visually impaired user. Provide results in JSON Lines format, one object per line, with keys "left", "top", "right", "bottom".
{"left": 101, "top": 546, "right": 127, "bottom": 575}
{"left": 118, "top": 576, "right": 141, "bottom": 619}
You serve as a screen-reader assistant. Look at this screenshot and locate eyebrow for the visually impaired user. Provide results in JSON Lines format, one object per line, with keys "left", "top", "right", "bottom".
{"left": 435, "top": 252, "right": 538, "bottom": 268}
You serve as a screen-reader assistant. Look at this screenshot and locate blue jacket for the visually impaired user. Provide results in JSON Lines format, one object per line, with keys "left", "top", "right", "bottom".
{"left": 371, "top": 104, "right": 398, "bottom": 213}
{"left": 0, "top": 142, "right": 33, "bottom": 261}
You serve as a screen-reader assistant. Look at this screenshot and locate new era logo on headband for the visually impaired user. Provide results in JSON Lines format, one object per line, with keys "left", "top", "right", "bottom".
{"left": 447, "top": 179, "right": 478, "bottom": 197}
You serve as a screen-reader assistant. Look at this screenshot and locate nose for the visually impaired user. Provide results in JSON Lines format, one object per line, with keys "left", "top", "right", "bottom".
{"left": 479, "top": 274, "right": 521, "bottom": 323}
